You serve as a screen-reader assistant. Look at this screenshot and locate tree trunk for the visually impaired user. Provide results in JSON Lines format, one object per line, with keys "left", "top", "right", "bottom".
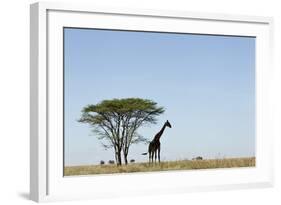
{"left": 115, "top": 148, "right": 122, "bottom": 166}
{"left": 124, "top": 154, "right": 128, "bottom": 165}
{"left": 114, "top": 145, "right": 122, "bottom": 166}
{"left": 115, "top": 150, "right": 122, "bottom": 166}
{"left": 117, "top": 152, "right": 122, "bottom": 166}
{"left": 123, "top": 149, "right": 128, "bottom": 165}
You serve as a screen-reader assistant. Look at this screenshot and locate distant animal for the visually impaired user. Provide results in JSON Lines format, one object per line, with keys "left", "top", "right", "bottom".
{"left": 142, "top": 120, "right": 172, "bottom": 163}
{"left": 192, "top": 156, "right": 203, "bottom": 160}
{"left": 100, "top": 160, "right": 105, "bottom": 165}
{"left": 130, "top": 159, "right": 135, "bottom": 163}
{"left": 108, "top": 160, "right": 115, "bottom": 164}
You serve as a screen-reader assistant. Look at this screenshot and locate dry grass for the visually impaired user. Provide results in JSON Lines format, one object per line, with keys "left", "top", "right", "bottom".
{"left": 64, "top": 157, "right": 255, "bottom": 176}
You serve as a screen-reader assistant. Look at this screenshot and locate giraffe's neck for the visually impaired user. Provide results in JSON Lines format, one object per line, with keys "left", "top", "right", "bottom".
{"left": 155, "top": 124, "right": 166, "bottom": 141}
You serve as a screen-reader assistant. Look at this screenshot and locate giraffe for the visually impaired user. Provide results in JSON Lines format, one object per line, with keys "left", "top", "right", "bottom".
{"left": 142, "top": 120, "right": 172, "bottom": 163}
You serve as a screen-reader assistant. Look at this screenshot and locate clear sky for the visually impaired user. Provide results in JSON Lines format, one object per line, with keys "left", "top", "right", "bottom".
{"left": 64, "top": 28, "right": 255, "bottom": 166}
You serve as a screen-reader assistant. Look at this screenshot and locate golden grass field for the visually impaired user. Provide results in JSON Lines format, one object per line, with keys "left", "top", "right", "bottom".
{"left": 64, "top": 157, "right": 255, "bottom": 176}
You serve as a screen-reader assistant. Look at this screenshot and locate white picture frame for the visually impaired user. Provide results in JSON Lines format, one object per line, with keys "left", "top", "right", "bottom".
{"left": 30, "top": 1, "right": 274, "bottom": 202}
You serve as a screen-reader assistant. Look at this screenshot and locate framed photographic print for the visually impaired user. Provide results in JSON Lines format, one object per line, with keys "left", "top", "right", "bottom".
{"left": 30, "top": 2, "right": 274, "bottom": 202}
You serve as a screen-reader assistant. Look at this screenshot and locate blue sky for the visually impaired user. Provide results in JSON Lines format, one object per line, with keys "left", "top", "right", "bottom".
{"left": 64, "top": 28, "right": 255, "bottom": 166}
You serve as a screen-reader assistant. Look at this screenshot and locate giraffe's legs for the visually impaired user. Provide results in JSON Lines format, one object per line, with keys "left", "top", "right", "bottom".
{"left": 151, "top": 151, "right": 154, "bottom": 163}
{"left": 154, "top": 150, "right": 157, "bottom": 163}
{"left": 158, "top": 145, "right": 161, "bottom": 163}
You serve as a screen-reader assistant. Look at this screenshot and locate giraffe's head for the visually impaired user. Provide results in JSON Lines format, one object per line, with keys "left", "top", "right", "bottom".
{"left": 165, "top": 120, "right": 172, "bottom": 128}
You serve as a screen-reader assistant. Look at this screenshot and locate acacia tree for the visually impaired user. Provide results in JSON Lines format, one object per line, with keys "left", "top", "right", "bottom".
{"left": 78, "top": 98, "right": 164, "bottom": 165}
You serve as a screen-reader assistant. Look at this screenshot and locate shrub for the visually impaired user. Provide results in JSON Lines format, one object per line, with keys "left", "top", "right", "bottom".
{"left": 108, "top": 160, "right": 115, "bottom": 164}
{"left": 192, "top": 156, "right": 203, "bottom": 160}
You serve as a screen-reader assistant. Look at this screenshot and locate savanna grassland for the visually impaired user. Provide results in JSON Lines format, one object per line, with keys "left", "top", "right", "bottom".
{"left": 64, "top": 157, "right": 255, "bottom": 176}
